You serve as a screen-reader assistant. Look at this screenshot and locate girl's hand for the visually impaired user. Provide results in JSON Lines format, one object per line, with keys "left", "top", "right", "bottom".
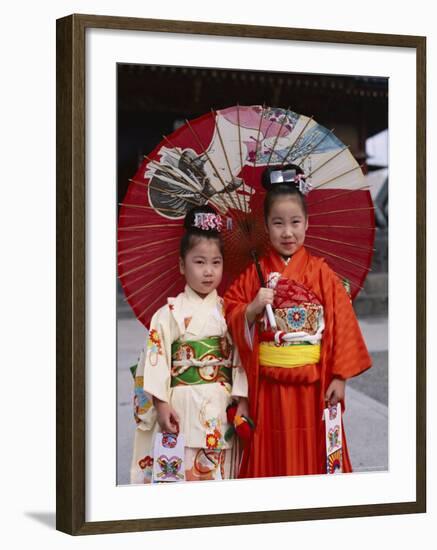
{"left": 235, "top": 397, "right": 249, "bottom": 420}
{"left": 246, "top": 288, "right": 275, "bottom": 325}
{"left": 325, "top": 378, "right": 346, "bottom": 407}
{"left": 153, "top": 397, "right": 180, "bottom": 434}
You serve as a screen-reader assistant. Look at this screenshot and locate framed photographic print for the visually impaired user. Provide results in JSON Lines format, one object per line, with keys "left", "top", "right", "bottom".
{"left": 56, "top": 14, "right": 426, "bottom": 535}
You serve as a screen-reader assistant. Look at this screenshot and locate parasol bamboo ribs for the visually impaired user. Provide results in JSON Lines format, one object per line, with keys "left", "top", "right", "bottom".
{"left": 251, "top": 104, "right": 266, "bottom": 175}
{"left": 304, "top": 243, "right": 372, "bottom": 271}
{"left": 130, "top": 178, "right": 208, "bottom": 210}
{"left": 118, "top": 224, "right": 181, "bottom": 231}
{"left": 156, "top": 138, "right": 227, "bottom": 214}
{"left": 265, "top": 107, "right": 291, "bottom": 167}
{"left": 211, "top": 108, "right": 246, "bottom": 217}
{"left": 137, "top": 279, "right": 181, "bottom": 323}
{"left": 119, "top": 249, "right": 179, "bottom": 278}
{"left": 144, "top": 155, "right": 227, "bottom": 215}
{"left": 305, "top": 234, "right": 376, "bottom": 251}
{"left": 237, "top": 104, "right": 243, "bottom": 175}
{"left": 309, "top": 224, "right": 374, "bottom": 229}
{"left": 118, "top": 236, "right": 181, "bottom": 257}
{"left": 311, "top": 164, "right": 364, "bottom": 190}
{"left": 297, "top": 128, "right": 336, "bottom": 168}
{"left": 125, "top": 265, "right": 180, "bottom": 302}
{"left": 307, "top": 186, "right": 370, "bottom": 208}
{"left": 119, "top": 203, "right": 187, "bottom": 216}
{"left": 123, "top": 264, "right": 174, "bottom": 288}
{"left": 308, "top": 206, "right": 374, "bottom": 217}
{"left": 306, "top": 146, "right": 350, "bottom": 178}
{"left": 279, "top": 115, "right": 314, "bottom": 167}
{"left": 184, "top": 118, "right": 248, "bottom": 227}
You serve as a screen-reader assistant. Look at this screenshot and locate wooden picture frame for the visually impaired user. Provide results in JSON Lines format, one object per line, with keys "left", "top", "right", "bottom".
{"left": 56, "top": 13, "right": 426, "bottom": 535}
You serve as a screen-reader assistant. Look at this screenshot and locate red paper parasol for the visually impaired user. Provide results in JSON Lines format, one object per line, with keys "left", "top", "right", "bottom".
{"left": 118, "top": 105, "right": 375, "bottom": 327}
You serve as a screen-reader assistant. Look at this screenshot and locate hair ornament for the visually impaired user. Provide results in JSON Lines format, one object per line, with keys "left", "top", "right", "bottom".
{"left": 269, "top": 168, "right": 312, "bottom": 195}
{"left": 295, "top": 173, "right": 312, "bottom": 195}
{"left": 193, "top": 212, "right": 223, "bottom": 232}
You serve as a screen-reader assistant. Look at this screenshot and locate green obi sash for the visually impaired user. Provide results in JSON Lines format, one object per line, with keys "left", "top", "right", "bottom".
{"left": 170, "top": 336, "right": 232, "bottom": 388}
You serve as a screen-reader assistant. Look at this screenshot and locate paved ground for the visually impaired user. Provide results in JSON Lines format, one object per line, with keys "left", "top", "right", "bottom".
{"left": 117, "top": 314, "right": 388, "bottom": 484}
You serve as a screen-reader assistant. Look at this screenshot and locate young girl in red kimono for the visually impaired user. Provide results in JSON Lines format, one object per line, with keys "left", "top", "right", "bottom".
{"left": 224, "top": 164, "right": 372, "bottom": 478}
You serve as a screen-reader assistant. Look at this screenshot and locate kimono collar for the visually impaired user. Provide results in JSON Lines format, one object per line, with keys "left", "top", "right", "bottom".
{"left": 268, "top": 246, "right": 310, "bottom": 280}
{"left": 183, "top": 284, "right": 218, "bottom": 305}
{"left": 169, "top": 284, "right": 221, "bottom": 336}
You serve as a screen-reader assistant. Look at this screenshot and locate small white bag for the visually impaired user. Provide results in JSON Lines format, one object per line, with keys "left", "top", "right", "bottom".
{"left": 152, "top": 432, "right": 185, "bottom": 482}
{"left": 323, "top": 403, "right": 343, "bottom": 474}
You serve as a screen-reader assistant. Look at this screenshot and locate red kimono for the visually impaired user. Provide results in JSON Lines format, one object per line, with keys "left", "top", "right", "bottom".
{"left": 224, "top": 246, "right": 371, "bottom": 478}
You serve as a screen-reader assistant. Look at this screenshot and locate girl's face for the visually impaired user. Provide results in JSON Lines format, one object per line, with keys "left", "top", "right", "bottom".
{"left": 266, "top": 196, "right": 308, "bottom": 257}
{"left": 179, "top": 238, "right": 223, "bottom": 298}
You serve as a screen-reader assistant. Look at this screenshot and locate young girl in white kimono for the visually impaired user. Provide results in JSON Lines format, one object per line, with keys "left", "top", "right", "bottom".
{"left": 130, "top": 205, "right": 249, "bottom": 483}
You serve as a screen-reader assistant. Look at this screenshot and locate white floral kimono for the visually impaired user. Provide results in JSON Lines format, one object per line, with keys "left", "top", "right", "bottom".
{"left": 130, "top": 285, "right": 248, "bottom": 483}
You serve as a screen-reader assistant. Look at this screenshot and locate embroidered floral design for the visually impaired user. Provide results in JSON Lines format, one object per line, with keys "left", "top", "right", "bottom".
{"left": 138, "top": 455, "right": 154, "bottom": 483}
{"left": 139, "top": 455, "right": 153, "bottom": 470}
{"left": 206, "top": 430, "right": 222, "bottom": 450}
{"left": 287, "top": 306, "right": 307, "bottom": 329}
{"left": 204, "top": 416, "right": 223, "bottom": 450}
{"left": 147, "top": 329, "right": 163, "bottom": 366}
{"left": 219, "top": 336, "right": 231, "bottom": 360}
{"left": 275, "top": 302, "right": 323, "bottom": 334}
{"left": 328, "top": 426, "right": 341, "bottom": 453}
{"left": 183, "top": 317, "right": 192, "bottom": 329}
{"left": 185, "top": 449, "right": 225, "bottom": 481}
{"left": 162, "top": 433, "right": 178, "bottom": 449}
{"left": 328, "top": 405, "right": 338, "bottom": 421}
{"left": 133, "top": 376, "right": 153, "bottom": 423}
{"left": 327, "top": 449, "right": 342, "bottom": 474}
{"left": 149, "top": 329, "right": 160, "bottom": 346}
{"left": 274, "top": 278, "right": 322, "bottom": 307}
{"left": 156, "top": 455, "right": 184, "bottom": 480}
{"left": 197, "top": 353, "right": 219, "bottom": 382}
{"left": 218, "top": 297, "right": 225, "bottom": 317}
{"left": 174, "top": 343, "right": 195, "bottom": 362}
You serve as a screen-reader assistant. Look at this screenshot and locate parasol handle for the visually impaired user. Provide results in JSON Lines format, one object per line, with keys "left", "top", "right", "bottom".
{"left": 265, "top": 304, "right": 277, "bottom": 331}
{"left": 251, "top": 250, "right": 277, "bottom": 330}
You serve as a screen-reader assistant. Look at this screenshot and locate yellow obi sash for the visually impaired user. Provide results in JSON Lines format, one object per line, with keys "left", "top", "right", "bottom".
{"left": 259, "top": 341, "right": 321, "bottom": 368}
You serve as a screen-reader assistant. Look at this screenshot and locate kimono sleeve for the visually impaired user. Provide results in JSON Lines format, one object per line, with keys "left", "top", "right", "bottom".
{"left": 133, "top": 349, "right": 156, "bottom": 430}
{"left": 321, "top": 262, "right": 372, "bottom": 380}
{"left": 224, "top": 263, "right": 259, "bottom": 360}
{"left": 230, "top": 343, "right": 249, "bottom": 398}
{"left": 142, "top": 305, "right": 178, "bottom": 403}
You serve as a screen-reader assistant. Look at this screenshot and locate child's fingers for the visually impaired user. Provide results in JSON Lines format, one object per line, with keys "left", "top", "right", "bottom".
{"left": 325, "top": 387, "right": 334, "bottom": 404}
{"left": 171, "top": 410, "right": 180, "bottom": 427}
{"left": 164, "top": 419, "right": 178, "bottom": 433}
{"left": 169, "top": 409, "right": 180, "bottom": 434}
{"left": 330, "top": 395, "right": 339, "bottom": 406}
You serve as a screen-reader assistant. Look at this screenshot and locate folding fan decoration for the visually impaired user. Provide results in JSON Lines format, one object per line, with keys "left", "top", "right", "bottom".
{"left": 323, "top": 403, "right": 343, "bottom": 474}
{"left": 118, "top": 105, "right": 375, "bottom": 327}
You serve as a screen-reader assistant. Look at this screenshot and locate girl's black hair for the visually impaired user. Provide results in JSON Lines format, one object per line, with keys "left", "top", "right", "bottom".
{"left": 180, "top": 204, "right": 224, "bottom": 259}
{"left": 262, "top": 164, "right": 308, "bottom": 221}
